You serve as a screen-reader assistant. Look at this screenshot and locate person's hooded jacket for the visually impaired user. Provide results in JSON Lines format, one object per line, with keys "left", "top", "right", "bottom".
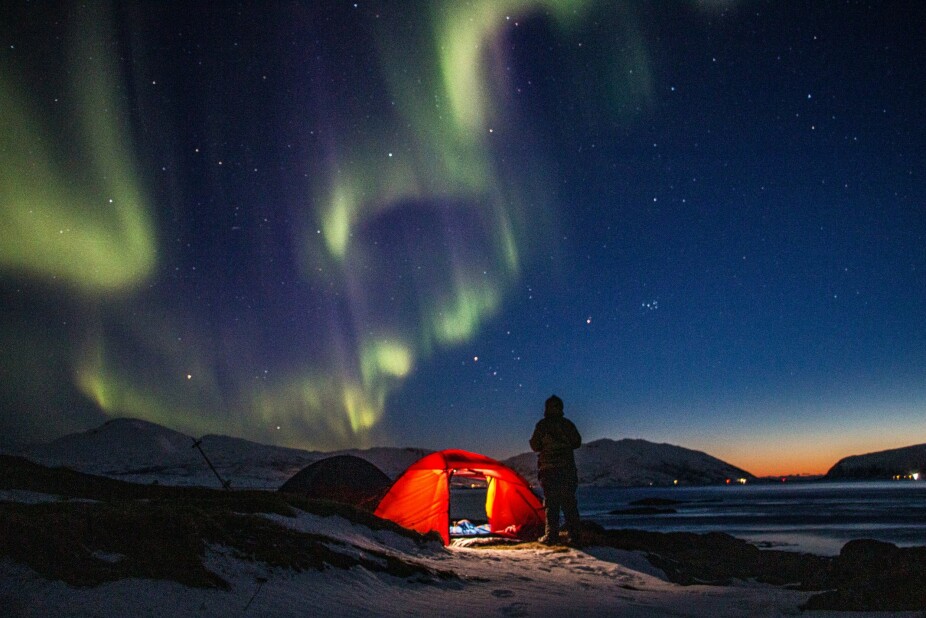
{"left": 529, "top": 396, "right": 581, "bottom": 474}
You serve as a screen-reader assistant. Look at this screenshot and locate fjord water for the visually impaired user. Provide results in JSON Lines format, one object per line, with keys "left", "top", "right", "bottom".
{"left": 580, "top": 481, "right": 926, "bottom": 556}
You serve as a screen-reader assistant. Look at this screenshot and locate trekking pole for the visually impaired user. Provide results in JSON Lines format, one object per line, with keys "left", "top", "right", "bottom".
{"left": 192, "top": 438, "right": 232, "bottom": 490}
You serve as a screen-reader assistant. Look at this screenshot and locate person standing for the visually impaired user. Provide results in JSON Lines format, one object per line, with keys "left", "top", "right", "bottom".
{"left": 529, "top": 394, "right": 582, "bottom": 545}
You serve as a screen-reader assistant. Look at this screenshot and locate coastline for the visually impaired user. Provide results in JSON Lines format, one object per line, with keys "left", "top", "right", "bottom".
{"left": 577, "top": 480, "right": 926, "bottom": 556}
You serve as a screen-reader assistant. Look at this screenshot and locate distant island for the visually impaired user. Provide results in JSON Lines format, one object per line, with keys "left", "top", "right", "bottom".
{"left": 826, "top": 443, "right": 926, "bottom": 481}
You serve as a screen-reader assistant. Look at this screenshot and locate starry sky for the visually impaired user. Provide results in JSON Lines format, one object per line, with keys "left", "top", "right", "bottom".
{"left": 1, "top": 1, "right": 924, "bottom": 476}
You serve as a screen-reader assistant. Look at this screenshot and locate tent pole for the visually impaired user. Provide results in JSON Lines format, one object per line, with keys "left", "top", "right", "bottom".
{"left": 447, "top": 468, "right": 454, "bottom": 529}
{"left": 192, "top": 438, "right": 231, "bottom": 490}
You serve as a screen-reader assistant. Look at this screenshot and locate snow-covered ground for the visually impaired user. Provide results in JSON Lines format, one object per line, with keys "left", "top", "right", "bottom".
{"left": 0, "top": 507, "right": 832, "bottom": 617}
{"left": 2, "top": 497, "right": 919, "bottom": 617}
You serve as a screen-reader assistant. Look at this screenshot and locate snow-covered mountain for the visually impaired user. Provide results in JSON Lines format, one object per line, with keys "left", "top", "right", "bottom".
{"left": 16, "top": 419, "right": 754, "bottom": 489}
{"left": 505, "top": 438, "right": 755, "bottom": 487}
{"left": 15, "top": 418, "right": 428, "bottom": 489}
{"left": 825, "top": 443, "right": 926, "bottom": 480}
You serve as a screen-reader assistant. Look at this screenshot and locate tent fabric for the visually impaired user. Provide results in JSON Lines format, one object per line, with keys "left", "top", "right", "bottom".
{"left": 278, "top": 455, "right": 392, "bottom": 511}
{"left": 374, "top": 449, "right": 544, "bottom": 544}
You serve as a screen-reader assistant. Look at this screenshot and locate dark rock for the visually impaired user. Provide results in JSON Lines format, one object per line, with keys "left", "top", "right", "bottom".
{"left": 804, "top": 539, "right": 926, "bottom": 611}
{"left": 581, "top": 521, "right": 926, "bottom": 612}
{"left": 578, "top": 521, "right": 832, "bottom": 589}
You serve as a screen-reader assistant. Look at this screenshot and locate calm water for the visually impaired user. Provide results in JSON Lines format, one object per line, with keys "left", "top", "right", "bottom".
{"left": 579, "top": 481, "right": 926, "bottom": 556}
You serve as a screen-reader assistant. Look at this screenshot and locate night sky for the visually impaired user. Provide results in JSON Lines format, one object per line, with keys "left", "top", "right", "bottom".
{"left": 2, "top": 1, "right": 924, "bottom": 476}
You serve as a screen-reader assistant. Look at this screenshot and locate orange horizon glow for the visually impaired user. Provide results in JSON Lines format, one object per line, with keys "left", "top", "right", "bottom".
{"left": 708, "top": 435, "right": 926, "bottom": 479}
{"left": 733, "top": 454, "right": 832, "bottom": 479}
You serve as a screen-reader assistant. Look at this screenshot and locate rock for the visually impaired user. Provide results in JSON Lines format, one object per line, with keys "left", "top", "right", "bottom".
{"left": 578, "top": 521, "right": 831, "bottom": 589}
{"left": 804, "top": 539, "right": 926, "bottom": 611}
{"left": 579, "top": 523, "right": 926, "bottom": 611}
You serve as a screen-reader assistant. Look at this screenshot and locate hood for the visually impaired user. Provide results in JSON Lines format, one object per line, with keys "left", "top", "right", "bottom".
{"left": 544, "top": 395, "right": 564, "bottom": 418}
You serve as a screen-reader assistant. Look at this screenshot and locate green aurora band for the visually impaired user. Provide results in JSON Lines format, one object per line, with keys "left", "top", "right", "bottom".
{"left": 1, "top": 0, "right": 654, "bottom": 449}
{"left": 0, "top": 5, "right": 156, "bottom": 295}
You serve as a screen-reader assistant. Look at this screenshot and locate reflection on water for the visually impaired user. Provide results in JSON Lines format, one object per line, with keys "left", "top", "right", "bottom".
{"left": 579, "top": 481, "right": 926, "bottom": 556}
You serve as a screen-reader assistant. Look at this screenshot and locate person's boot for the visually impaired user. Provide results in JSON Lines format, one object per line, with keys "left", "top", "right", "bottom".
{"left": 564, "top": 529, "right": 582, "bottom": 548}
{"left": 538, "top": 528, "right": 559, "bottom": 545}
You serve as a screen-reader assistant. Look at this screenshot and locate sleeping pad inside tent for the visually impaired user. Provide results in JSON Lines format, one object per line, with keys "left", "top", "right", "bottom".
{"left": 374, "top": 449, "right": 544, "bottom": 544}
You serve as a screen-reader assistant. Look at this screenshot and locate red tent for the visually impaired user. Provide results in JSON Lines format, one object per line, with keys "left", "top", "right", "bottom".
{"left": 374, "top": 449, "right": 544, "bottom": 545}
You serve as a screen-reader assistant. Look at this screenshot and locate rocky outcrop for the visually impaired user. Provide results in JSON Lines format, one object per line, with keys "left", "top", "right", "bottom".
{"left": 581, "top": 522, "right": 926, "bottom": 612}
{"left": 579, "top": 521, "right": 831, "bottom": 589}
{"left": 804, "top": 539, "right": 926, "bottom": 611}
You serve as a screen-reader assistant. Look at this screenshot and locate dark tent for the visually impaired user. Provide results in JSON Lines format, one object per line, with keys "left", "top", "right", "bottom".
{"left": 279, "top": 455, "right": 392, "bottom": 511}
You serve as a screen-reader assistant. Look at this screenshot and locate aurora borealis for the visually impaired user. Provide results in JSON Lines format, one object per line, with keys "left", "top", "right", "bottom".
{"left": 2, "top": 1, "right": 924, "bottom": 476}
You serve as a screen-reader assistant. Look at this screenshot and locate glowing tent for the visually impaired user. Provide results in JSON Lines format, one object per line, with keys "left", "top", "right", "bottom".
{"left": 374, "top": 449, "right": 544, "bottom": 544}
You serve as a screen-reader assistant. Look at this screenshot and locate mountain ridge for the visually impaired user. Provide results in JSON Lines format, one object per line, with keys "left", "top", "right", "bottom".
{"left": 10, "top": 417, "right": 764, "bottom": 488}
{"left": 826, "top": 443, "right": 926, "bottom": 480}
{"left": 504, "top": 437, "right": 755, "bottom": 487}
{"left": 12, "top": 417, "right": 428, "bottom": 488}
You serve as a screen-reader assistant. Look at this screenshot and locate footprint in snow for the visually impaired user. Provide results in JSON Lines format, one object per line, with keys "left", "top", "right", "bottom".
{"left": 492, "top": 589, "right": 515, "bottom": 598}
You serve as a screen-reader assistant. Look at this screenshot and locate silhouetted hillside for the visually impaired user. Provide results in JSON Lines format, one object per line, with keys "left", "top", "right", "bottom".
{"left": 826, "top": 444, "right": 926, "bottom": 480}
{"left": 505, "top": 438, "right": 754, "bottom": 487}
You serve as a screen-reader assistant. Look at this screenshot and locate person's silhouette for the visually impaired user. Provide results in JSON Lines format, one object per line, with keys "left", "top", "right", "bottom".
{"left": 529, "top": 395, "right": 582, "bottom": 545}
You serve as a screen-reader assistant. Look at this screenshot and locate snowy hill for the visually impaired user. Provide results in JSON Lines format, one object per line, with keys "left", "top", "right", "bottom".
{"left": 15, "top": 418, "right": 428, "bottom": 489}
{"left": 504, "top": 438, "right": 755, "bottom": 487}
{"left": 16, "top": 420, "right": 754, "bottom": 489}
{"left": 825, "top": 443, "right": 926, "bottom": 480}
